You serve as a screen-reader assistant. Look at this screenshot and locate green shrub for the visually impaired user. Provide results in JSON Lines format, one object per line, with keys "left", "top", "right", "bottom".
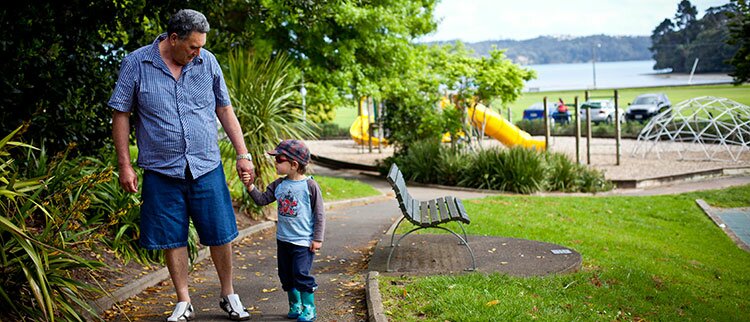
{"left": 546, "top": 152, "right": 580, "bottom": 192}
{"left": 436, "top": 147, "right": 467, "bottom": 186}
{"left": 578, "top": 166, "right": 615, "bottom": 192}
{"left": 516, "top": 119, "right": 645, "bottom": 138}
{"left": 394, "top": 140, "right": 443, "bottom": 184}
{"left": 384, "top": 140, "right": 613, "bottom": 194}
{"left": 1, "top": 127, "right": 104, "bottom": 321}
{"left": 494, "top": 146, "right": 547, "bottom": 194}
{"left": 316, "top": 122, "right": 350, "bottom": 139}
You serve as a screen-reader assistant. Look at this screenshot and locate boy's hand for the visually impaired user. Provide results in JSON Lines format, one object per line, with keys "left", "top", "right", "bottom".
{"left": 309, "top": 241, "right": 322, "bottom": 253}
{"left": 241, "top": 172, "right": 254, "bottom": 190}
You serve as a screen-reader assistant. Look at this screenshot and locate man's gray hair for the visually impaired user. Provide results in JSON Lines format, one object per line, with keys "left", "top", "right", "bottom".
{"left": 167, "top": 9, "right": 210, "bottom": 39}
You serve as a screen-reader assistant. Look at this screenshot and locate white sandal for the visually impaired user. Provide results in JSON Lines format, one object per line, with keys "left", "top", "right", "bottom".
{"left": 219, "top": 294, "right": 251, "bottom": 321}
{"left": 166, "top": 301, "right": 194, "bottom": 322}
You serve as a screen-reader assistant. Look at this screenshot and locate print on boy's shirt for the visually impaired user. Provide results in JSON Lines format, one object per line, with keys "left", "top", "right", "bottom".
{"left": 278, "top": 189, "right": 299, "bottom": 217}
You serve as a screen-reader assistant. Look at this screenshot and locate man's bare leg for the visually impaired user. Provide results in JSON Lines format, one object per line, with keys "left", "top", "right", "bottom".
{"left": 165, "top": 247, "right": 191, "bottom": 303}
{"left": 210, "top": 243, "right": 235, "bottom": 297}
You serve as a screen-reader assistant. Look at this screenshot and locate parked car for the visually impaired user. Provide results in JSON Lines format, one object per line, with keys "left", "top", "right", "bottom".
{"left": 522, "top": 102, "right": 558, "bottom": 121}
{"left": 580, "top": 99, "right": 624, "bottom": 125}
{"left": 625, "top": 93, "right": 671, "bottom": 122}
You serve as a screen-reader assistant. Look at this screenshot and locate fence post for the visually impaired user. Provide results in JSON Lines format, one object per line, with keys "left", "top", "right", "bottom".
{"left": 507, "top": 107, "right": 512, "bottom": 124}
{"left": 614, "top": 89, "right": 621, "bottom": 166}
{"left": 543, "top": 96, "right": 550, "bottom": 150}
{"left": 586, "top": 107, "right": 592, "bottom": 165}
{"left": 573, "top": 96, "right": 581, "bottom": 164}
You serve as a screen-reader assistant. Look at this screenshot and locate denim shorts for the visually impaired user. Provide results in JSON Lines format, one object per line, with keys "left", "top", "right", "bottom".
{"left": 139, "top": 165, "right": 238, "bottom": 250}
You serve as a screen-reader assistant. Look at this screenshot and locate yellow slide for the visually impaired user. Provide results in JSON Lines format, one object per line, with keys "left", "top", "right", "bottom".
{"left": 468, "top": 104, "right": 545, "bottom": 150}
{"left": 350, "top": 100, "right": 387, "bottom": 146}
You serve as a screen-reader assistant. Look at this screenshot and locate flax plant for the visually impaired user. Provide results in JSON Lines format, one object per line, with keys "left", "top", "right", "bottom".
{"left": 0, "top": 127, "right": 103, "bottom": 321}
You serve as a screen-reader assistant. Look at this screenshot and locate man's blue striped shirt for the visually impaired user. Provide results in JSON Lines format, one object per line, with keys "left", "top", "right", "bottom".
{"left": 108, "top": 33, "right": 231, "bottom": 179}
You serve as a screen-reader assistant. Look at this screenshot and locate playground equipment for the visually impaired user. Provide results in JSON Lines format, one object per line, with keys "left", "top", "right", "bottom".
{"left": 632, "top": 96, "right": 750, "bottom": 162}
{"left": 468, "top": 104, "right": 546, "bottom": 150}
{"left": 350, "top": 97, "right": 387, "bottom": 146}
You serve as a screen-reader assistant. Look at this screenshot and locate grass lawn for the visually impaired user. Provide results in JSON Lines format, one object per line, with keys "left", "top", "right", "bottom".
{"left": 380, "top": 184, "right": 750, "bottom": 321}
{"left": 314, "top": 175, "right": 381, "bottom": 200}
{"left": 227, "top": 168, "right": 380, "bottom": 202}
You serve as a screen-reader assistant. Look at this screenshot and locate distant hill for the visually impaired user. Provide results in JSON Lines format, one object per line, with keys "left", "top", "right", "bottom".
{"left": 429, "top": 35, "right": 652, "bottom": 65}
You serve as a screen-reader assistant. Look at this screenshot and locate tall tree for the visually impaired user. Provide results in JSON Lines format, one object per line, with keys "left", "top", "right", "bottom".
{"left": 727, "top": 0, "right": 750, "bottom": 83}
{"left": 202, "top": 0, "right": 439, "bottom": 122}
{"left": 675, "top": 0, "right": 698, "bottom": 29}
{"left": 0, "top": 1, "right": 218, "bottom": 155}
{"left": 650, "top": 2, "right": 738, "bottom": 73}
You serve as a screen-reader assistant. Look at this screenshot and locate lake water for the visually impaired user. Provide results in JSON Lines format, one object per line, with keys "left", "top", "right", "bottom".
{"left": 523, "top": 60, "right": 734, "bottom": 92}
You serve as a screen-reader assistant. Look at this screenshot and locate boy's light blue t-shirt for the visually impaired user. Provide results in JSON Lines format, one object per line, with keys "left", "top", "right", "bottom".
{"left": 274, "top": 179, "right": 315, "bottom": 247}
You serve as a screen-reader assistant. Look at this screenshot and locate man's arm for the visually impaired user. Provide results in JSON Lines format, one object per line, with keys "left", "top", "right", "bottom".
{"left": 216, "top": 105, "right": 255, "bottom": 181}
{"left": 113, "top": 110, "right": 138, "bottom": 193}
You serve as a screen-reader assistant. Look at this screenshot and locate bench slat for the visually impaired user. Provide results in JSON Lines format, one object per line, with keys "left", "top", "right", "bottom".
{"left": 410, "top": 198, "right": 421, "bottom": 225}
{"left": 394, "top": 174, "right": 406, "bottom": 195}
{"left": 428, "top": 199, "right": 440, "bottom": 224}
{"left": 420, "top": 201, "right": 430, "bottom": 227}
{"left": 386, "top": 163, "right": 399, "bottom": 185}
{"left": 445, "top": 196, "right": 462, "bottom": 222}
{"left": 454, "top": 198, "right": 471, "bottom": 224}
{"left": 404, "top": 193, "right": 414, "bottom": 218}
{"left": 437, "top": 197, "right": 450, "bottom": 223}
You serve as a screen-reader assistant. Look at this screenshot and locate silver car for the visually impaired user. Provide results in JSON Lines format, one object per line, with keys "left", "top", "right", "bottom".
{"left": 580, "top": 99, "right": 625, "bottom": 125}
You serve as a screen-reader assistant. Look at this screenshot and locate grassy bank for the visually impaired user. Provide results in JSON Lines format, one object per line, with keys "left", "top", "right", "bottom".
{"left": 380, "top": 184, "right": 750, "bottom": 321}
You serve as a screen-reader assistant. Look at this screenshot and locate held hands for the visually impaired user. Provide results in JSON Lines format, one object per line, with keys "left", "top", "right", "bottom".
{"left": 236, "top": 158, "right": 255, "bottom": 183}
{"left": 237, "top": 158, "right": 255, "bottom": 190}
{"left": 241, "top": 171, "right": 254, "bottom": 191}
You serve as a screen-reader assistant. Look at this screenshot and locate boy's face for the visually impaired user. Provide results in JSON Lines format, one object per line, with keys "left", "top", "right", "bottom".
{"left": 274, "top": 154, "right": 299, "bottom": 176}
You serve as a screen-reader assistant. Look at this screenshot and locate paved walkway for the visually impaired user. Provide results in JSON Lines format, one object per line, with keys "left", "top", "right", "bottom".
{"left": 104, "top": 166, "right": 750, "bottom": 321}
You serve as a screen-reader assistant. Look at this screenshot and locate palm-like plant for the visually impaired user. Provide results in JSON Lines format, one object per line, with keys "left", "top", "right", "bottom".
{"left": 222, "top": 50, "right": 317, "bottom": 218}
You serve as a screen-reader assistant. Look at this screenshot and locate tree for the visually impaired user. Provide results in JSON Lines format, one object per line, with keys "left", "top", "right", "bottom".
{"left": 0, "top": 1, "right": 221, "bottom": 155}
{"left": 675, "top": 0, "right": 698, "bottom": 30}
{"left": 651, "top": 19, "right": 678, "bottom": 70}
{"left": 201, "top": 0, "right": 439, "bottom": 123}
{"left": 383, "top": 43, "right": 534, "bottom": 151}
{"left": 727, "top": 0, "right": 750, "bottom": 83}
{"left": 650, "top": 2, "right": 739, "bottom": 73}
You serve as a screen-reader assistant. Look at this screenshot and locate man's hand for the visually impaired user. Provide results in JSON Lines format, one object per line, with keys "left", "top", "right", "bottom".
{"left": 309, "top": 241, "right": 322, "bottom": 253}
{"left": 118, "top": 164, "right": 139, "bottom": 193}
{"left": 237, "top": 158, "right": 255, "bottom": 183}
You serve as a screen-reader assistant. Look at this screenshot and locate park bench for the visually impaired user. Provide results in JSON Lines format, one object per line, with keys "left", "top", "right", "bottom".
{"left": 385, "top": 163, "right": 476, "bottom": 272}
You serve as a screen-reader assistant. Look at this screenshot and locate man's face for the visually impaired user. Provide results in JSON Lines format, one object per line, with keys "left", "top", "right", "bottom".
{"left": 169, "top": 31, "right": 206, "bottom": 66}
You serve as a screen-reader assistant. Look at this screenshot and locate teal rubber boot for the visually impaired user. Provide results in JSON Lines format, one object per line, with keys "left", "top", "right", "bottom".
{"left": 297, "top": 292, "right": 316, "bottom": 322}
{"left": 287, "top": 289, "right": 302, "bottom": 319}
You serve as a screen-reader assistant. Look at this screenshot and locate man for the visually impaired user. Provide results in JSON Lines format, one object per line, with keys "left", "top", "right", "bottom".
{"left": 109, "top": 9, "right": 253, "bottom": 321}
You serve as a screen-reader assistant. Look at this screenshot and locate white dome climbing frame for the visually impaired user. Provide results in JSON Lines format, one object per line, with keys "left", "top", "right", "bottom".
{"left": 632, "top": 96, "right": 750, "bottom": 162}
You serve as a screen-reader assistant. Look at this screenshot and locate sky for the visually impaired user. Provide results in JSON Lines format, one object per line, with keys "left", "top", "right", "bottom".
{"left": 419, "top": 0, "right": 732, "bottom": 43}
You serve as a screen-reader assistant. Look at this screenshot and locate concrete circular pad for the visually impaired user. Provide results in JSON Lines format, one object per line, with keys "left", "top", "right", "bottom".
{"left": 369, "top": 234, "right": 581, "bottom": 276}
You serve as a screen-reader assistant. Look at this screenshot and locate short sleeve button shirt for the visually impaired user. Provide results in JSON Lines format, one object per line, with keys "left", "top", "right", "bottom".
{"left": 108, "top": 33, "right": 231, "bottom": 179}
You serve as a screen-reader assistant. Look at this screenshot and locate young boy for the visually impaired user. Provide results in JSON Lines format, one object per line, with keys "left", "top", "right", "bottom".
{"left": 242, "top": 140, "right": 325, "bottom": 322}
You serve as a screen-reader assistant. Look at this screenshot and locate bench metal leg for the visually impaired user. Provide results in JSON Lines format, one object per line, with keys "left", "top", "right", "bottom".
{"left": 458, "top": 222, "right": 469, "bottom": 245}
{"left": 389, "top": 217, "right": 406, "bottom": 247}
{"left": 386, "top": 226, "right": 477, "bottom": 272}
